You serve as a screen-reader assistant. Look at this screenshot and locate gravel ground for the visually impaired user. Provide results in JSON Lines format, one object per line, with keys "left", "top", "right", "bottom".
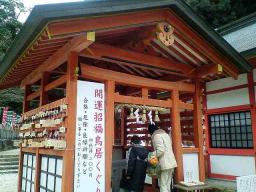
{"left": 0, "top": 173, "right": 18, "bottom": 192}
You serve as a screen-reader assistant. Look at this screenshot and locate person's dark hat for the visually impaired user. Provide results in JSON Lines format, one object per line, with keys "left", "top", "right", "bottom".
{"left": 148, "top": 124, "right": 158, "bottom": 135}
{"left": 131, "top": 135, "right": 141, "bottom": 144}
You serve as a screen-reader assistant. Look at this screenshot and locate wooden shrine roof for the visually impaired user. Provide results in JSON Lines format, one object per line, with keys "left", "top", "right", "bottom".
{"left": 0, "top": 0, "right": 252, "bottom": 89}
{"left": 217, "top": 13, "right": 256, "bottom": 68}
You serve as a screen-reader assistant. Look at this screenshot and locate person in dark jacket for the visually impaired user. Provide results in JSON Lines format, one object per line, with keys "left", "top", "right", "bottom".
{"left": 122, "top": 135, "right": 149, "bottom": 192}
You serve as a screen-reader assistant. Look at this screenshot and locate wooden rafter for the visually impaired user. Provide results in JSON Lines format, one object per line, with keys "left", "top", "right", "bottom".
{"left": 26, "top": 90, "right": 40, "bottom": 101}
{"left": 44, "top": 75, "right": 67, "bottom": 92}
{"left": 195, "top": 63, "right": 223, "bottom": 78}
{"left": 115, "top": 93, "right": 172, "bottom": 108}
{"left": 165, "top": 11, "right": 240, "bottom": 79}
{"left": 158, "top": 74, "right": 189, "bottom": 82}
{"left": 81, "top": 55, "right": 186, "bottom": 77}
{"left": 152, "top": 40, "right": 187, "bottom": 64}
{"left": 174, "top": 34, "right": 208, "bottom": 64}
{"left": 85, "top": 43, "right": 194, "bottom": 74}
{"left": 80, "top": 64, "right": 195, "bottom": 92}
{"left": 21, "top": 33, "right": 95, "bottom": 87}
{"left": 122, "top": 23, "right": 203, "bottom": 68}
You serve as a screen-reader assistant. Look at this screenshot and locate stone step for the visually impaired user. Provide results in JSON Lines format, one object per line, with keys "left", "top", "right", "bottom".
{"left": 0, "top": 165, "right": 19, "bottom": 170}
{"left": 0, "top": 157, "right": 19, "bottom": 162}
{"left": 0, "top": 154, "right": 19, "bottom": 158}
{"left": 0, "top": 169, "right": 18, "bottom": 174}
{"left": 0, "top": 161, "right": 19, "bottom": 166}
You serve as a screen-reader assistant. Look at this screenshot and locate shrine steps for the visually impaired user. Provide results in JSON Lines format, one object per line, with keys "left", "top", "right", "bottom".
{"left": 0, "top": 152, "right": 19, "bottom": 174}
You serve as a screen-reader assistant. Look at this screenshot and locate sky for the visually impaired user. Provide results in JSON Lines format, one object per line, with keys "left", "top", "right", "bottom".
{"left": 19, "top": 0, "right": 84, "bottom": 22}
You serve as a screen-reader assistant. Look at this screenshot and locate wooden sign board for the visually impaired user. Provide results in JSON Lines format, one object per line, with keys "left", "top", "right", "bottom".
{"left": 74, "top": 81, "right": 105, "bottom": 192}
{"left": 237, "top": 175, "right": 256, "bottom": 192}
{"left": 183, "top": 153, "right": 200, "bottom": 182}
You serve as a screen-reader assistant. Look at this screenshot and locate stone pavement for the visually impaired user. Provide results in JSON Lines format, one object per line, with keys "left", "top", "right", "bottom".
{"left": 0, "top": 173, "right": 18, "bottom": 192}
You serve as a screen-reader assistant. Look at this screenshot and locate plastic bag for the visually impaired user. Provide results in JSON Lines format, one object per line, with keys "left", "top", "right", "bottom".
{"left": 146, "top": 152, "right": 161, "bottom": 178}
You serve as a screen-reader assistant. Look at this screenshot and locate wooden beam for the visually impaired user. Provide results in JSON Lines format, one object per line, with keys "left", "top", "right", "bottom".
{"left": 171, "top": 90, "right": 184, "bottom": 182}
{"left": 158, "top": 74, "right": 189, "bottom": 82}
{"left": 179, "top": 101, "right": 194, "bottom": 110}
{"left": 26, "top": 90, "right": 40, "bottom": 101}
{"left": 86, "top": 43, "right": 194, "bottom": 74}
{"left": 48, "top": 10, "right": 166, "bottom": 36}
{"left": 142, "top": 88, "right": 148, "bottom": 98}
{"left": 80, "top": 64, "right": 195, "bottom": 92}
{"left": 182, "top": 147, "right": 199, "bottom": 153}
{"left": 114, "top": 93, "right": 172, "bottom": 108}
{"left": 195, "top": 63, "right": 223, "bottom": 78}
{"left": 38, "top": 149, "right": 65, "bottom": 156}
{"left": 82, "top": 55, "right": 187, "bottom": 77}
{"left": 105, "top": 80, "right": 115, "bottom": 192}
{"left": 21, "top": 33, "right": 95, "bottom": 88}
{"left": 44, "top": 75, "right": 67, "bottom": 92}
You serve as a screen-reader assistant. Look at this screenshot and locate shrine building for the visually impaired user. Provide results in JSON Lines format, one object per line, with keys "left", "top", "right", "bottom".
{"left": 0, "top": 0, "right": 254, "bottom": 191}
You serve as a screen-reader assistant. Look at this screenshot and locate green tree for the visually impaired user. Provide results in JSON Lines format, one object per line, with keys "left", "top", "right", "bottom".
{"left": 186, "top": 0, "right": 256, "bottom": 28}
{"left": 186, "top": 0, "right": 236, "bottom": 28}
{"left": 0, "top": 88, "right": 24, "bottom": 114}
{"left": 0, "top": 0, "right": 25, "bottom": 114}
{"left": 0, "top": 0, "right": 25, "bottom": 60}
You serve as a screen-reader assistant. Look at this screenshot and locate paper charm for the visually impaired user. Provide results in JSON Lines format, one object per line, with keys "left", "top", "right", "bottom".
{"left": 154, "top": 110, "right": 160, "bottom": 122}
{"left": 134, "top": 108, "right": 140, "bottom": 123}
{"left": 142, "top": 110, "right": 147, "bottom": 123}
{"left": 129, "top": 108, "right": 135, "bottom": 119}
{"left": 147, "top": 110, "right": 155, "bottom": 125}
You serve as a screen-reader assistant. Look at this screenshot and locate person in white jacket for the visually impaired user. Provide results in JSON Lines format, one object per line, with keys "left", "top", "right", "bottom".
{"left": 148, "top": 124, "right": 177, "bottom": 192}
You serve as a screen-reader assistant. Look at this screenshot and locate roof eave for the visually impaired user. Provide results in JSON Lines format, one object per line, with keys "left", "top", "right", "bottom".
{"left": 0, "top": 0, "right": 252, "bottom": 83}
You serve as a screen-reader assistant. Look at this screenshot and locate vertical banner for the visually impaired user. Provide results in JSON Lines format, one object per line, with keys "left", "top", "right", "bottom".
{"left": 74, "top": 81, "right": 105, "bottom": 192}
{"left": 2, "top": 107, "right": 8, "bottom": 128}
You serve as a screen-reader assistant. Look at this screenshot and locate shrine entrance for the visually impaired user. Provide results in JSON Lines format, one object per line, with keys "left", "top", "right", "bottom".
{"left": 112, "top": 102, "right": 171, "bottom": 192}
{"left": 79, "top": 64, "right": 205, "bottom": 191}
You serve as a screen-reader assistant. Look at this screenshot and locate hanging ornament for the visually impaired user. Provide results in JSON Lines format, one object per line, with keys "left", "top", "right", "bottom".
{"left": 154, "top": 110, "right": 160, "bottom": 122}
{"left": 129, "top": 108, "right": 135, "bottom": 119}
{"left": 134, "top": 108, "right": 140, "bottom": 123}
{"left": 142, "top": 109, "right": 147, "bottom": 123}
{"left": 147, "top": 110, "right": 155, "bottom": 125}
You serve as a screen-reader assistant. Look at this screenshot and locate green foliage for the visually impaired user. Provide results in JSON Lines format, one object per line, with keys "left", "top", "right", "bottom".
{"left": 0, "top": 0, "right": 25, "bottom": 61}
{"left": 0, "top": 87, "right": 24, "bottom": 114}
{"left": 0, "top": 0, "right": 25, "bottom": 114}
{"left": 186, "top": 0, "right": 256, "bottom": 28}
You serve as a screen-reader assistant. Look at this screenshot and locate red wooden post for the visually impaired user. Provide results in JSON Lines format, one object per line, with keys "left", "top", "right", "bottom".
{"left": 171, "top": 90, "right": 184, "bottom": 182}
{"left": 247, "top": 73, "right": 256, "bottom": 163}
{"left": 63, "top": 51, "right": 78, "bottom": 192}
{"left": 40, "top": 72, "right": 50, "bottom": 106}
{"left": 105, "top": 80, "right": 115, "bottom": 192}
{"left": 193, "top": 80, "right": 206, "bottom": 181}
{"left": 34, "top": 148, "right": 41, "bottom": 192}
{"left": 23, "top": 84, "right": 30, "bottom": 113}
